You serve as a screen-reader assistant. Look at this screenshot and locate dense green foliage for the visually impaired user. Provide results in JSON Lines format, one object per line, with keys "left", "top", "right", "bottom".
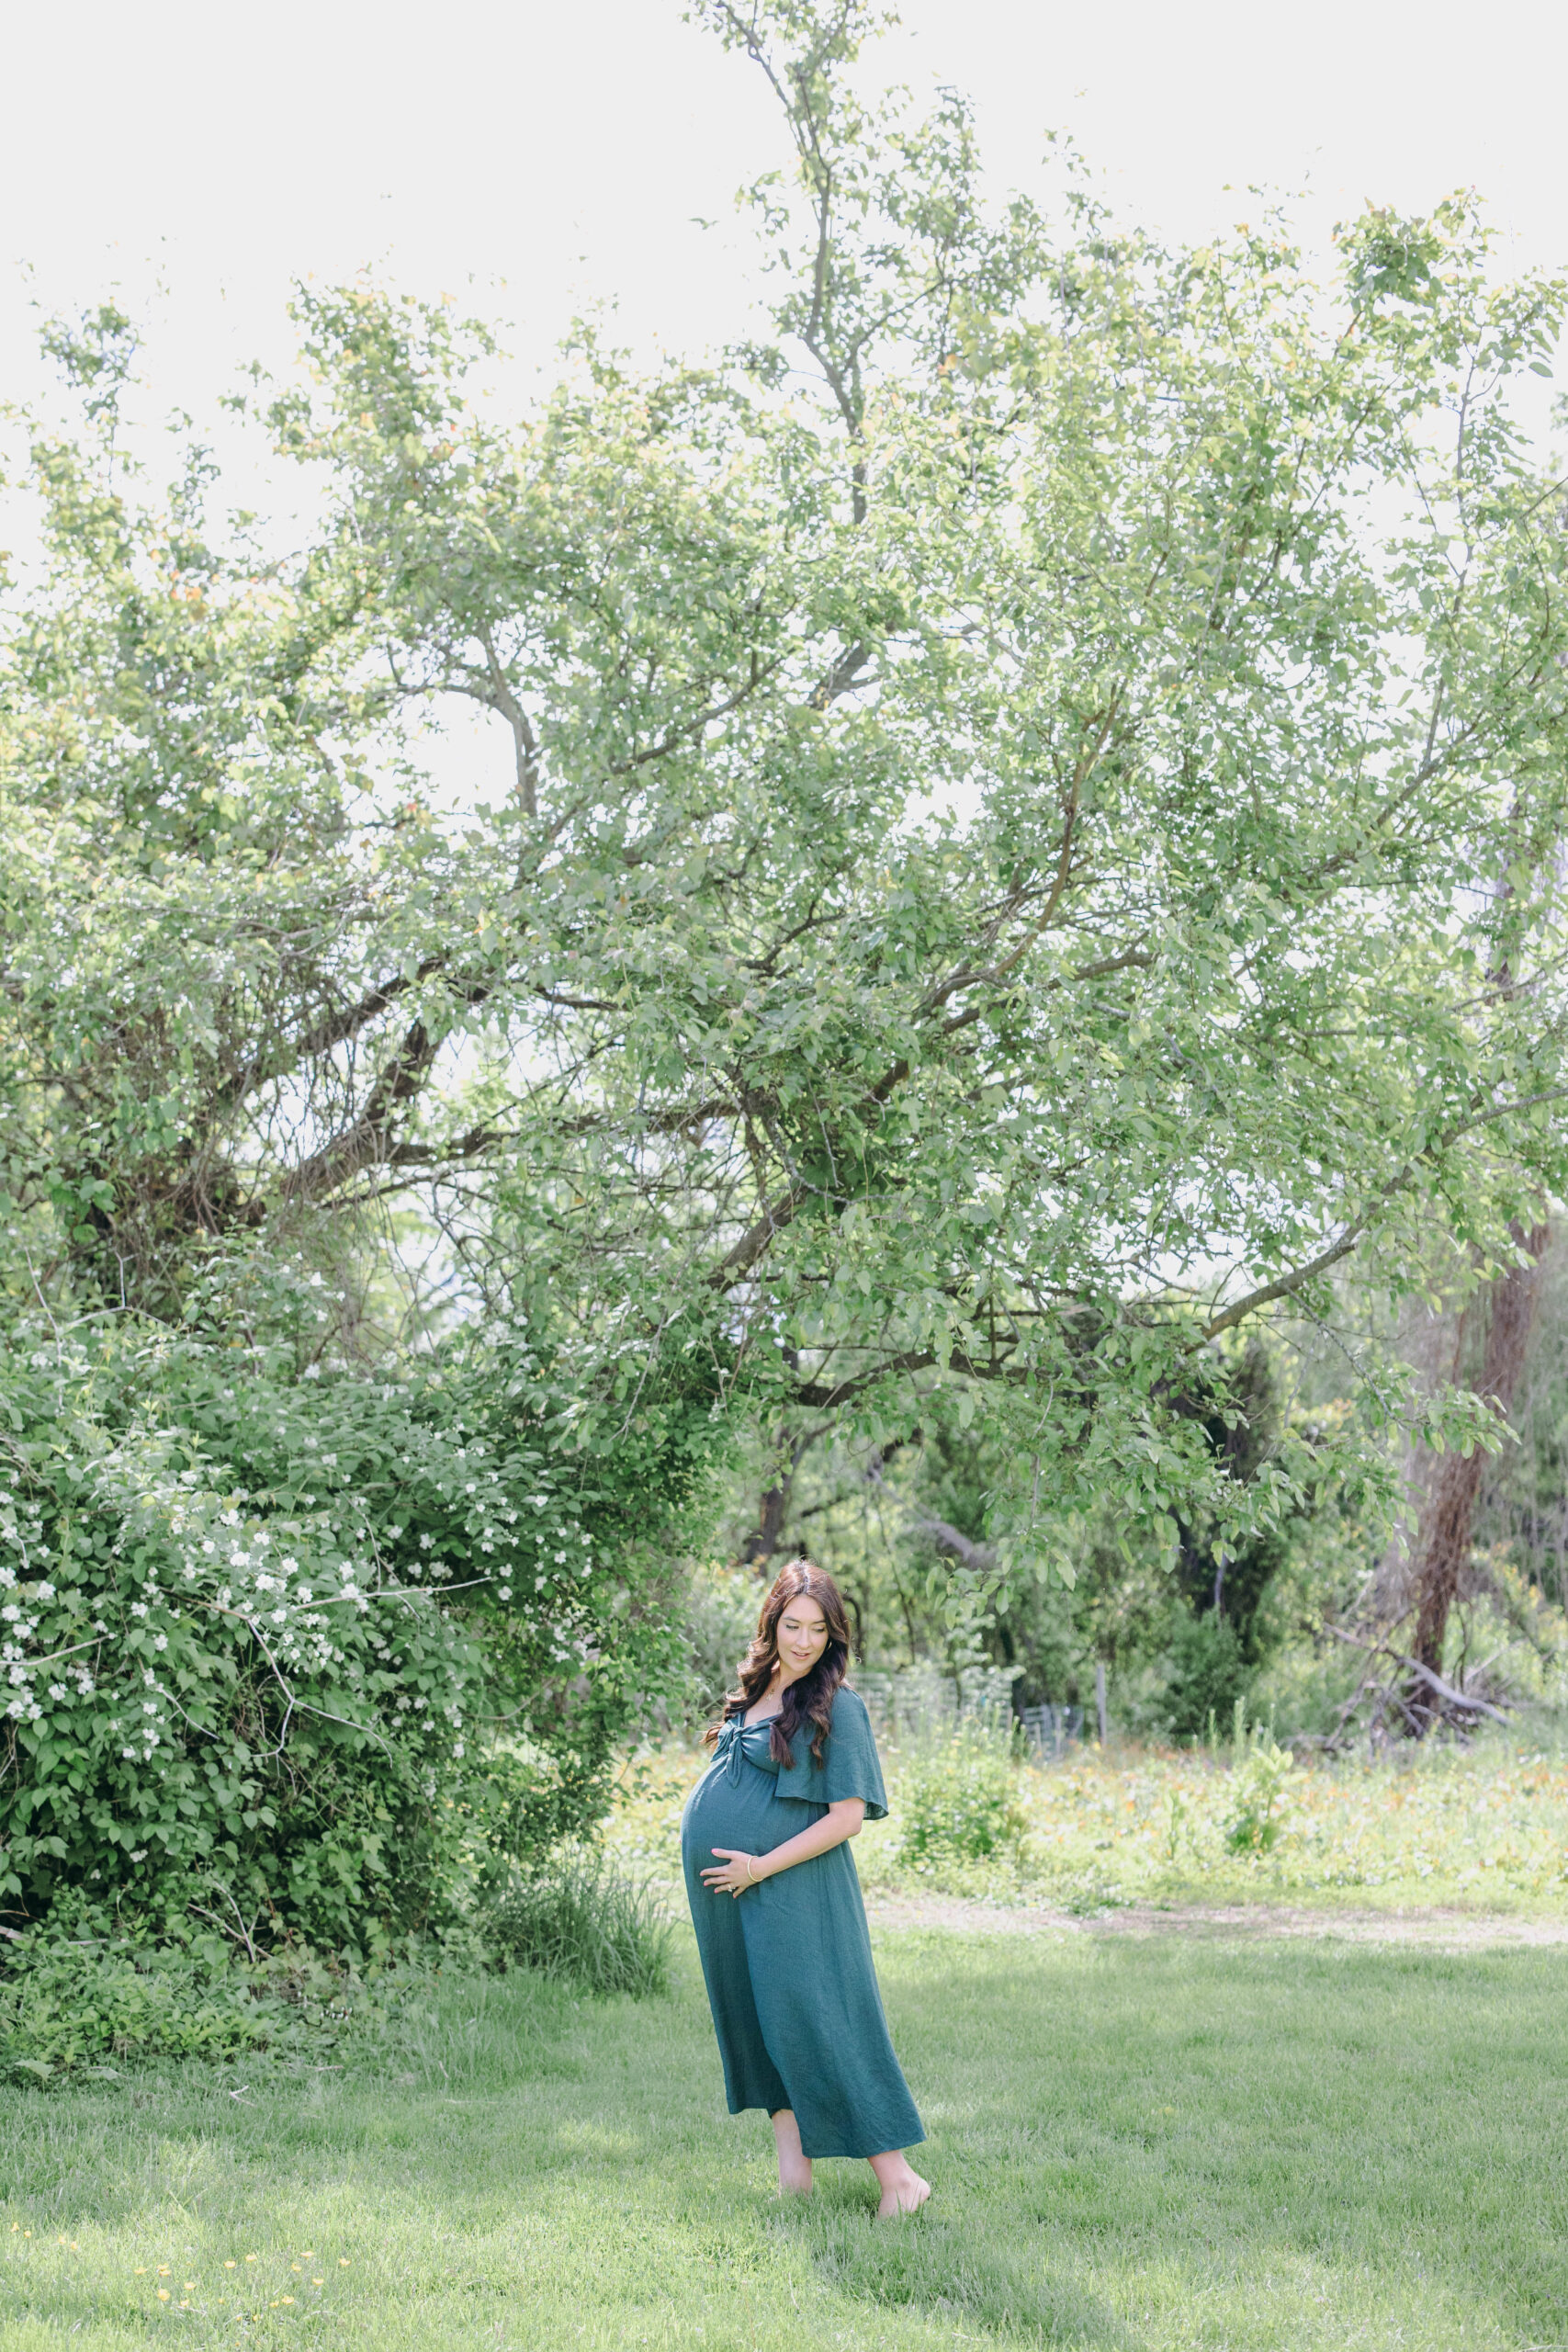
{"left": 4, "top": 0, "right": 1568, "bottom": 1951}
{"left": 897, "top": 1723, "right": 1025, "bottom": 1865}
{"left": 0, "top": 1848, "right": 668, "bottom": 2081}
{"left": 705, "top": 1346, "right": 1377, "bottom": 1738}
{"left": 0, "top": 1271, "right": 722, "bottom": 1950}
{"left": 0, "top": 1918, "right": 385, "bottom": 2081}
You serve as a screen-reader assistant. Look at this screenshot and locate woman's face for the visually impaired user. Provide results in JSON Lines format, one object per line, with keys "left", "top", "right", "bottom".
{"left": 774, "top": 1598, "right": 829, "bottom": 1683}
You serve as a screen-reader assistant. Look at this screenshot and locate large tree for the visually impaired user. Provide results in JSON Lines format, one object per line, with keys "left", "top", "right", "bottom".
{"left": 5, "top": 0, "right": 1568, "bottom": 1626}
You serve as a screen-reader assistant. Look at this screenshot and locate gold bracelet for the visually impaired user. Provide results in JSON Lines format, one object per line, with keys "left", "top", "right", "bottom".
{"left": 745, "top": 1856, "right": 759, "bottom": 1883}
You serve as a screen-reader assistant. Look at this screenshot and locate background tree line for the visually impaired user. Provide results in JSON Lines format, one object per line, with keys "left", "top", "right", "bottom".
{"left": 696, "top": 1228, "right": 1568, "bottom": 1748}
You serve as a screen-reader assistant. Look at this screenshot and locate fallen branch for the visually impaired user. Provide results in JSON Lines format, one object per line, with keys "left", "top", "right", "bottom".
{"left": 1325, "top": 1624, "right": 1510, "bottom": 1724}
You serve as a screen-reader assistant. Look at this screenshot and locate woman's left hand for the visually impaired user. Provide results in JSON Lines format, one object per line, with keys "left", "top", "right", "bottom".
{"left": 701, "top": 1847, "right": 765, "bottom": 1897}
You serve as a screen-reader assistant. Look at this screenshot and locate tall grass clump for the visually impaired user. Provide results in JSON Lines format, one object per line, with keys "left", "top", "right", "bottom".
{"left": 487, "top": 1848, "right": 671, "bottom": 1996}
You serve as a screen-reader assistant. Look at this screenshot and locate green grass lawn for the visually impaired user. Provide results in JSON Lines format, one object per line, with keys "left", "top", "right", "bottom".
{"left": 2, "top": 1918, "right": 1564, "bottom": 2351}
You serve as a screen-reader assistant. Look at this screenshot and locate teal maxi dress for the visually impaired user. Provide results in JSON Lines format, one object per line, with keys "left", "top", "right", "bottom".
{"left": 681, "top": 1684, "right": 924, "bottom": 2160}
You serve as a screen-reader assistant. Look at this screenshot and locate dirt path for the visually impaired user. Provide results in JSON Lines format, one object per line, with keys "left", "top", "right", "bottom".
{"left": 863, "top": 1891, "right": 1568, "bottom": 1951}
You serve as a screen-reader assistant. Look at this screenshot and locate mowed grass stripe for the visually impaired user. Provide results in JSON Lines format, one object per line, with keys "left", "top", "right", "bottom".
{"left": 1, "top": 1923, "right": 1562, "bottom": 2350}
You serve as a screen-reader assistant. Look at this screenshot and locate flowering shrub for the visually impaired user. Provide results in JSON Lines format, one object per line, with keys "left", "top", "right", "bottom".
{"left": 0, "top": 1282, "right": 723, "bottom": 1959}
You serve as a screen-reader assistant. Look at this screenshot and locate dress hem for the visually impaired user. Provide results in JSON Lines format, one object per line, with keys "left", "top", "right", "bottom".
{"left": 725, "top": 2096, "right": 925, "bottom": 2158}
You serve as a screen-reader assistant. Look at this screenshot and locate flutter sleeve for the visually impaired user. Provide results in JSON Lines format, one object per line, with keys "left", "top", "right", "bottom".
{"left": 776, "top": 1685, "right": 889, "bottom": 1819}
{"left": 822, "top": 1686, "right": 889, "bottom": 1819}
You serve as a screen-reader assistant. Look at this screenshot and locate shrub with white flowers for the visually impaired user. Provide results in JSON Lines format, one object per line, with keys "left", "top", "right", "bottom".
{"left": 0, "top": 1279, "right": 723, "bottom": 1959}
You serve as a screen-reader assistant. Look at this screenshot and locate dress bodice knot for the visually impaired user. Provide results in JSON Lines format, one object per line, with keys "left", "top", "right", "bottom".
{"left": 711, "top": 1714, "right": 779, "bottom": 1784}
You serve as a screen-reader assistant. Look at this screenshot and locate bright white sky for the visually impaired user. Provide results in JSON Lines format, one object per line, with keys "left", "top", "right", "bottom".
{"left": 4, "top": 0, "right": 1565, "bottom": 434}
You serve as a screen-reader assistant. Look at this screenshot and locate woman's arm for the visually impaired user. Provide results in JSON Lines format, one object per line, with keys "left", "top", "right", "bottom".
{"left": 700, "top": 1798, "right": 865, "bottom": 1898}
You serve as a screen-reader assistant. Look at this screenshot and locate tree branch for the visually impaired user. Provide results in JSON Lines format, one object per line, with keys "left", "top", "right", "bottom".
{"left": 279, "top": 1015, "right": 442, "bottom": 1204}
{"left": 477, "top": 624, "right": 539, "bottom": 819}
{"left": 1324, "top": 1625, "right": 1509, "bottom": 1723}
{"left": 1198, "top": 1082, "right": 1568, "bottom": 1343}
{"left": 212, "top": 956, "right": 449, "bottom": 1115}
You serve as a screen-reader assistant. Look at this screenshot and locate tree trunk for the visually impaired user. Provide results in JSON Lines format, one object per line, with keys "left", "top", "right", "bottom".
{"left": 740, "top": 1468, "right": 793, "bottom": 1567}
{"left": 739, "top": 1424, "right": 820, "bottom": 1569}
{"left": 1409, "top": 1221, "right": 1551, "bottom": 1697}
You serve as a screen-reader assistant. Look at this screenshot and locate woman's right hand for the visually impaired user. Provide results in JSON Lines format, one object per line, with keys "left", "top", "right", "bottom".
{"left": 700, "top": 1847, "right": 763, "bottom": 1897}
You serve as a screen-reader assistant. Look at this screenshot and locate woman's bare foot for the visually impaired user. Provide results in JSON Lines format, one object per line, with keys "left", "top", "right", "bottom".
{"left": 772, "top": 2109, "right": 814, "bottom": 2197}
{"left": 869, "top": 2151, "right": 931, "bottom": 2217}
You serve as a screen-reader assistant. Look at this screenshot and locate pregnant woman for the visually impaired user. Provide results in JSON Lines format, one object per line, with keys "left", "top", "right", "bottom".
{"left": 682, "top": 1557, "right": 930, "bottom": 2216}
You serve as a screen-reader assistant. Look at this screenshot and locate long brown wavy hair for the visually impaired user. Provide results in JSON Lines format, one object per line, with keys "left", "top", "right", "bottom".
{"left": 706, "top": 1558, "right": 852, "bottom": 1769}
